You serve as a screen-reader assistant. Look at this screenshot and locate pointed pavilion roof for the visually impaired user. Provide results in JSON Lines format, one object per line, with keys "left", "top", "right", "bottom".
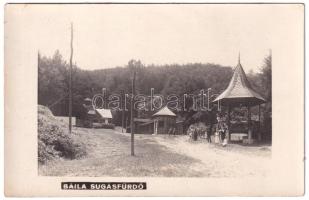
{"left": 213, "top": 56, "right": 266, "bottom": 106}
{"left": 153, "top": 106, "right": 176, "bottom": 117}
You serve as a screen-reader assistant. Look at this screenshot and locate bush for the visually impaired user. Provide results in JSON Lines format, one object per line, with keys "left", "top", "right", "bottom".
{"left": 38, "top": 105, "right": 87, "bottom": 164}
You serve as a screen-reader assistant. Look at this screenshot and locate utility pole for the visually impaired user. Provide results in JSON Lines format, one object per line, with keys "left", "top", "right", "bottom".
{"left": 130, "top": 70, "right": 136, "bottom": 156}
{"left": 69, "top": 23, "right": 73, "bottom": 134}
{"left": 121, "top": 90, "right": 125, "bottom": 133}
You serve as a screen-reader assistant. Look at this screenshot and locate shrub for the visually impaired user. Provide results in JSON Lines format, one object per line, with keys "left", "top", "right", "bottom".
{"left": 38, "top": 105, "right": 87, "bottom": 164}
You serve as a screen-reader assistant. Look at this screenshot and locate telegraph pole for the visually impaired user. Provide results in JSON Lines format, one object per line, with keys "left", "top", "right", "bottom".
{"left": 130, "top": 70, "right": 136, "bottom": 156}
{"left": 121, "top": 90, "right": 125, "bottom": 133}
{"left": 69, "top": 23, "right": 73, "bottom": 134}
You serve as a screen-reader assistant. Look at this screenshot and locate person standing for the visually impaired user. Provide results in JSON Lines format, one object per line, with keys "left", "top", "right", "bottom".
{"left": 217, "top": 114, "right": 228, "bottom": 144}
{"left": 193, "top": 128, "right": 198, "bottom": 141}
{"left": 207, "top": 108, "right": 216, "bottom": 143}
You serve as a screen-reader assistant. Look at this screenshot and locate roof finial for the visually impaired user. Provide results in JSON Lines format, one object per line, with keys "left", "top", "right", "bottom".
{"left": 238, "top": 51, "right": 241, "bottom": 65}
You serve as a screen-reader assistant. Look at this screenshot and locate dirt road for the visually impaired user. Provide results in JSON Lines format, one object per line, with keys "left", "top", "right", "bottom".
{"left": 39, "top": 127, "right": 271, "bottom": 177}
{"left": 153, "top": 135, "right": 272, "bottom": 177}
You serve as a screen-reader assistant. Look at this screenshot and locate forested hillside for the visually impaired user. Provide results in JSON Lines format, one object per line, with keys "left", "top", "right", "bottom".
{"left": 38, "top": 50, "right": 271, "bottom": 134}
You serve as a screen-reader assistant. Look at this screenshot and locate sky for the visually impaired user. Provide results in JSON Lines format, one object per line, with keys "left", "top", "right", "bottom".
{"left": 8, "top": 4, "right": 274, "bottom": 72}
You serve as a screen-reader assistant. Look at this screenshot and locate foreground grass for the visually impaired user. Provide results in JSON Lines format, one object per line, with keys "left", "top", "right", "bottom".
{"left": 39, "top": 128, "right": 203, "bottom": 177}
{"left": 39, "top": 127, "right": 271, "bottom": 177}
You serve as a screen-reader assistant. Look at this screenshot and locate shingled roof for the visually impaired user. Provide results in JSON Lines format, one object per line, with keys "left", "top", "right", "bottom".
{"left": 153, "top": 106, "right": 176, "bottom": 117}
{"left": 213, "top": 56, "right": 266, "bottom": 106}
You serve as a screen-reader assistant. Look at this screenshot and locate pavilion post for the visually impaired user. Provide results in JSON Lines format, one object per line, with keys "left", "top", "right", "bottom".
{"left": 227, "top": 105, "right": 231, "bottom": 142}
{"left": 258, "top": 104, "right": 262, "bottom": 141}
{"left": 248, "top": 105, "right": 252, "bottom": 144}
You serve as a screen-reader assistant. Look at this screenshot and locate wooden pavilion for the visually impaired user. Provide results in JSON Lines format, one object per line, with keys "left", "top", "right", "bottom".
{"left": 213, "top": 55, "right": 266, "bottom": 144}
{"left": 153, "top": 106, "right": 177, "bottom": 135}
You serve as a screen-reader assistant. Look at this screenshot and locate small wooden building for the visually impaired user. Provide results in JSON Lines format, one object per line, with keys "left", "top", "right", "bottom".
{"left": 153, "top": 106, "right": 177, "bottom": 135}
{"left": 95, "top": 109, "right": 113, "bottom": 124}
{"left": 76, "top": 98, "right": 113, "bottom": 128}
{"left": 133, "top": 106, "right": 184, "bottom": 135}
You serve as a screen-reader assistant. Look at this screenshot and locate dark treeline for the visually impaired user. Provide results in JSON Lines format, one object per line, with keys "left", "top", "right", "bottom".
{"left": 38, "top": 50, "right": 271, "bottom": 139}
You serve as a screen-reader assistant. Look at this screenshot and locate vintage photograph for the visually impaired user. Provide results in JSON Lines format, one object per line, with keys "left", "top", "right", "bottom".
{"left": 36, "top": 5, "right": 272, "bottom": 177}
{"left": 5, "top": 3, "right": 305, "bottom": 196}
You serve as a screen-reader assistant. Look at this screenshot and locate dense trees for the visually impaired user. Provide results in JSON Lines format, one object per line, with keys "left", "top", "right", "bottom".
{"left": 38, "top": 50, "right": 271, "bottom": 139}
{"left": 248, "top": 54, "right": 272, "bottom": 141}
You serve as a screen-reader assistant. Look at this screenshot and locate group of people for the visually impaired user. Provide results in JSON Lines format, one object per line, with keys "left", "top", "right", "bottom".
{"left": 188, "top": 113, "right": 229, "bottom": 145}
{"left": 167, "top": 127, "right": 176, "bottom": 135}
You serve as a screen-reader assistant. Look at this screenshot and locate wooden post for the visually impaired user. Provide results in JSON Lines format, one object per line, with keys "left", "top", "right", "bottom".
{"left": 258, "top": 104, "right": 262, "bottom": 141}
{"left": 207, "top": 88, "right": 211, "bottom": 110}
{"left": 126, "top": 117, "right": 128, "bottom": 132}
{"left": 121, "top": 90, "right": 125, "bottom": 133}
{"left": 69, "top": 23, "right": 73, "bottom": 134}
{"left": 248, "top": 105, "right": 252, "bottom": 144}
{"left": 130, "top": 70, "right": 136, "bottom": 156}
{"left": 227, "top": 105, "right": 231, "bottom": 141}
